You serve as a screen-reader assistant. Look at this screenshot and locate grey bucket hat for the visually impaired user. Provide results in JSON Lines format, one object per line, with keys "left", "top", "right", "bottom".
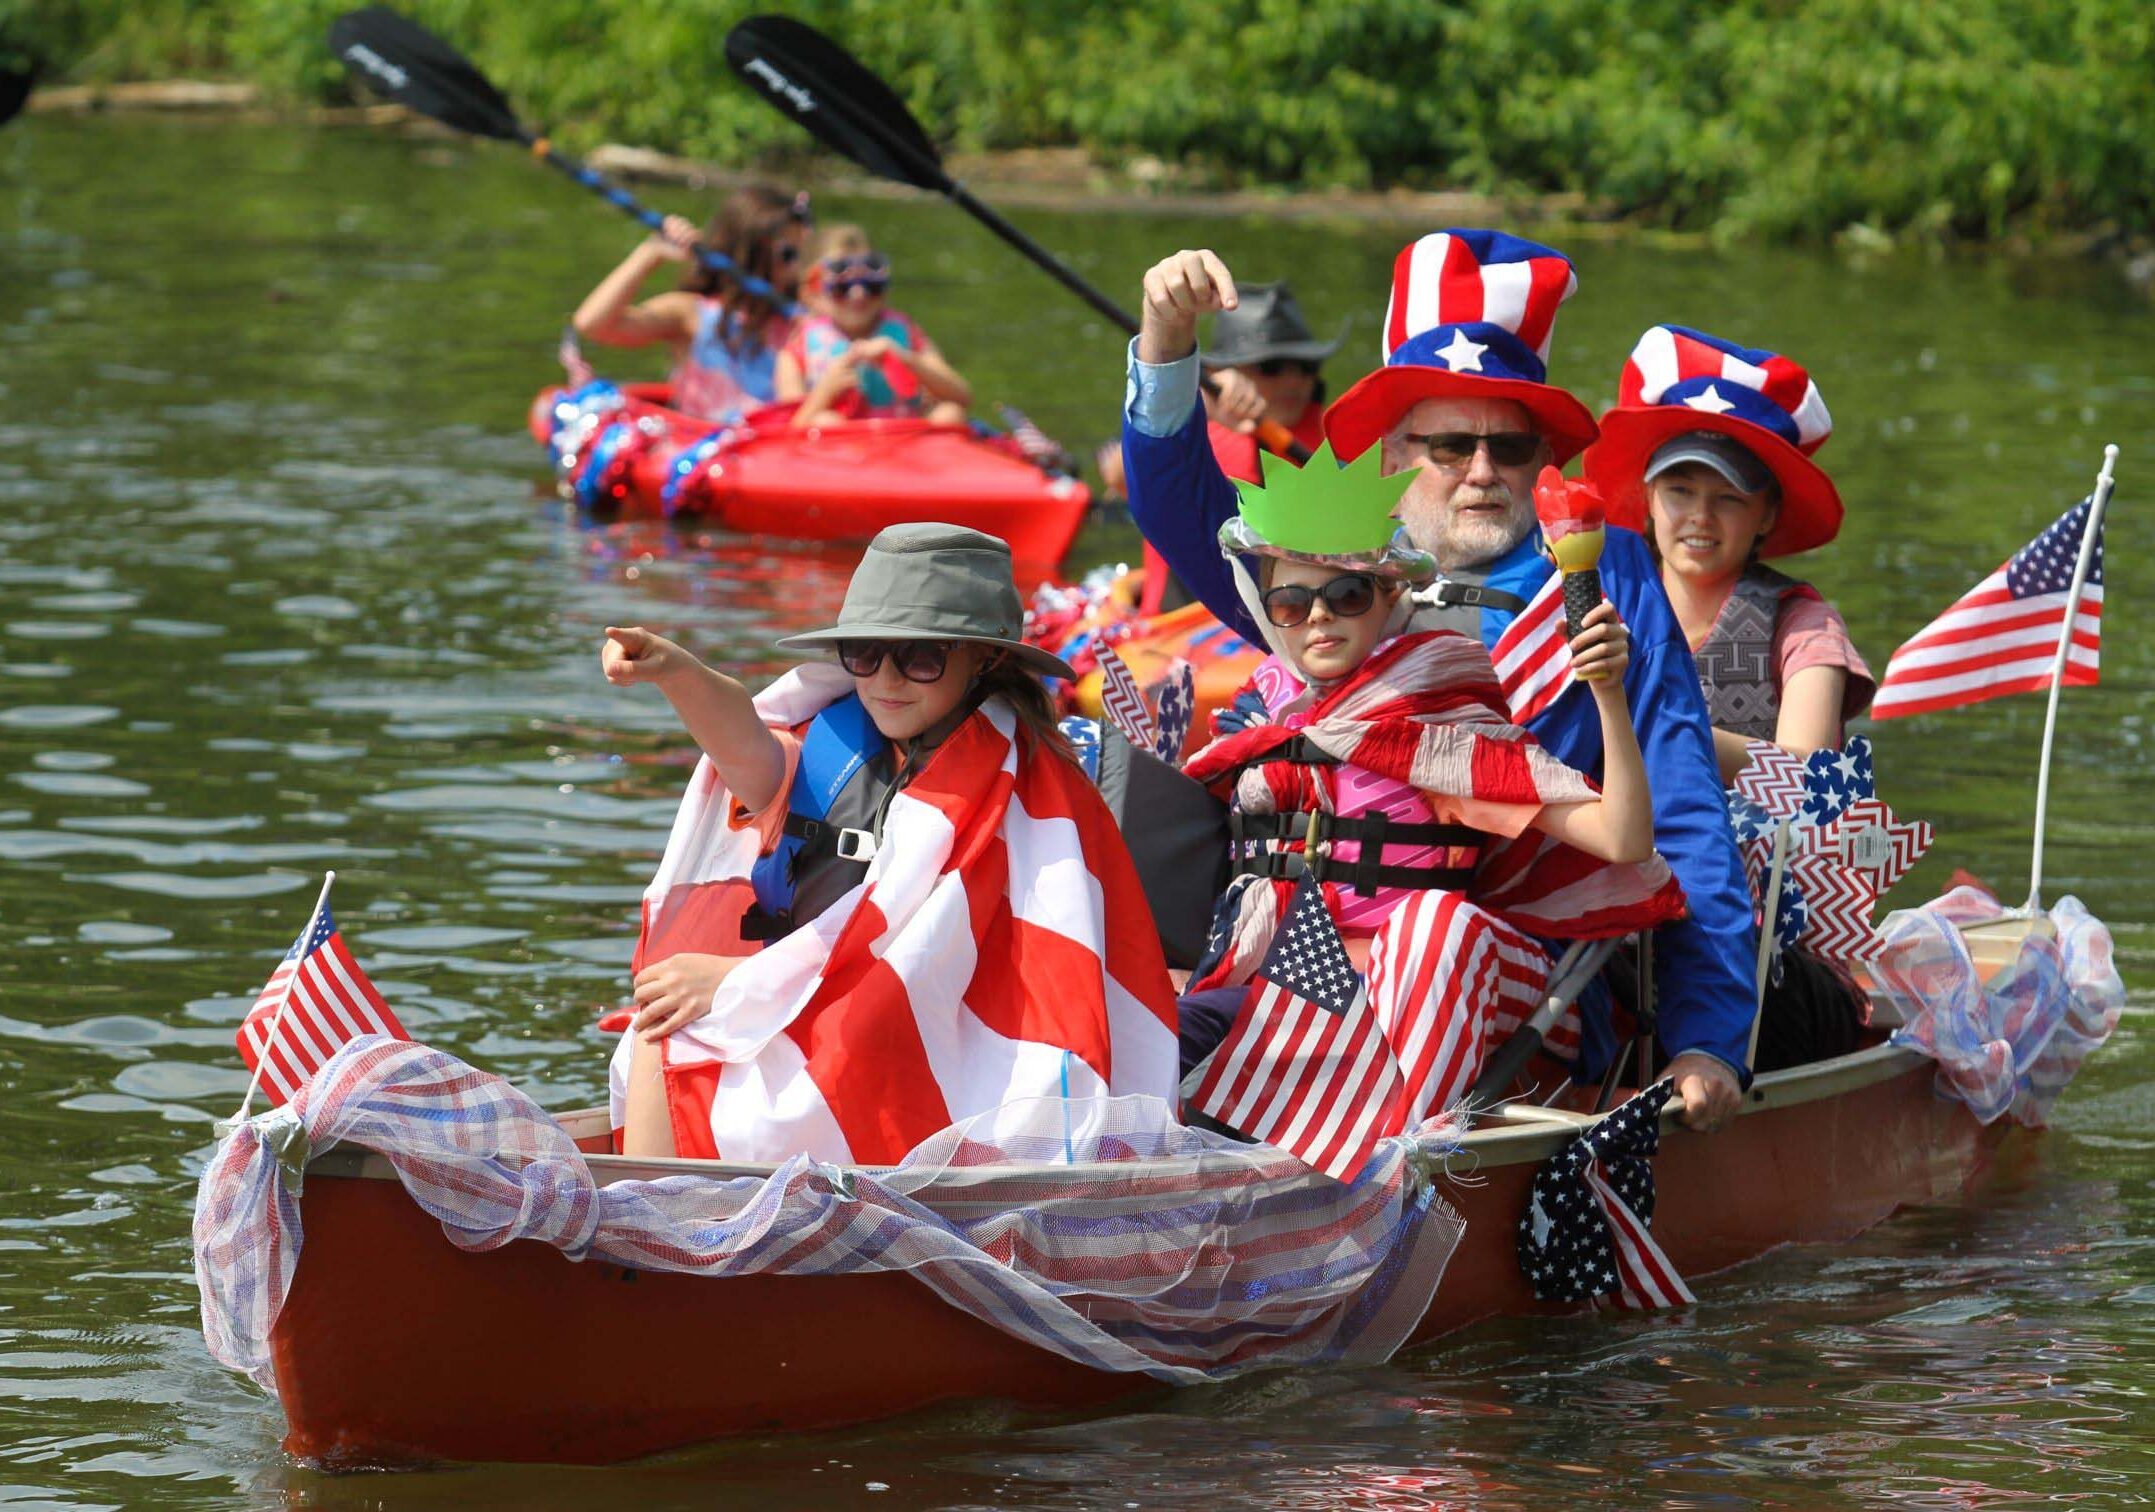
{"left": 775, "top": 523, "right": 1076, "bottom": 682}
{"left": 1200, "top": 281, "right": 1349, "bottom": 370}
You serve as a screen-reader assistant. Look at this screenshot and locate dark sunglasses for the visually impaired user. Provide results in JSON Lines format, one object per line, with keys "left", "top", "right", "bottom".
{"left": 773, "top": 242, "right": 802, "bottom": 266}
{"left": 836, "top": 639, "right": 952, "bottom": 682}
{"left": 820, "top": 253, "right": 891, "bottom": 292}
{"left": 1255, "top": 358, "right": 1321, "bottom": 378}
{"left": 1260, "top": 572, "right": 1379, "bottom": 628}
{"left": 1407, "top": 431, "right": 1541, "bottom": 469}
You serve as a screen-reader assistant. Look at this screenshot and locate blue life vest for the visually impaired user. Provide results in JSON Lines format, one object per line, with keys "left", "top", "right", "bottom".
{"left": 748, "top": 692, "right": 885, "bottom": 928}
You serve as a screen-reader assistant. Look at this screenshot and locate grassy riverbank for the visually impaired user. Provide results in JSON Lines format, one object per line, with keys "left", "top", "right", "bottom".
{"left": 9, "top": 0, "right": 2152, "bottom": 243}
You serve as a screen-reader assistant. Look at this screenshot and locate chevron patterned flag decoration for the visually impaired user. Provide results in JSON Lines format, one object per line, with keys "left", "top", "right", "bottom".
{"left": 1786, "top": 854, "right": 1882, "bottom": 964}
{"left": 1148, "top": 659, "right": 1196, "bottom": 764}
{"left": 1518, "top": 1079, "right": 1694, "bottom": 1309}
{"left": 1732, "top": 739, "right": 1810, "bottom": 819}
{"left": 1094, "top": 644, "right": 1160, "bottom": 752}
{"left": 1799, "top": 796, "right": 1933, "bottom": 893}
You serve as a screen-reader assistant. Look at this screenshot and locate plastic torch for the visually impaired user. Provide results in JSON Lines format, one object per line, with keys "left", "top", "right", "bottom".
{"left": 1533, "top": 466, "right": 1608, "bottom": 674}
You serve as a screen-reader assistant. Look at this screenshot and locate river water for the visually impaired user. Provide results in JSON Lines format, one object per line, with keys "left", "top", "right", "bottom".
{"left": 1, "top": 117, "right": 2150, "bottom": 1509}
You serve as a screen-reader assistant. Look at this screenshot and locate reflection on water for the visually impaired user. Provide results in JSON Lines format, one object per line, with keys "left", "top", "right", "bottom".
{"left": 0, "top": 115, "right": 2148, "bottom": 1508}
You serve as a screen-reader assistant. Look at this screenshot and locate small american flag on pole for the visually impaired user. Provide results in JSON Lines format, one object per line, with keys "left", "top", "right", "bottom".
{"left": 1187, "top": 875, "right": 1405, "bottom": 1183}
{"left": 236, "top": 876, "right": 405, "bottom": 1110}
{"left": 1094, "top": 643, "right": 1161, "bottom": 752}
{"left": 1871, "top": 497, "right": 2104, "bottom": 720}
{"left": 1492, "top": 572, "right": 1577, "bottom": 725}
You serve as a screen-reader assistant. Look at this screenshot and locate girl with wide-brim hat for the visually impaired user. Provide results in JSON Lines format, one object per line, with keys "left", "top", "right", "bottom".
{"left": 598, "top": 522, "right": 1178, "bottom": 1164}
{"left": 1582, "top": 326, "right": 1875, "bottom": 784}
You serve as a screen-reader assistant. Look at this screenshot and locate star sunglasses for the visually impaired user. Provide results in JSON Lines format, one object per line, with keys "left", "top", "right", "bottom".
{"left": 1259, "top": 572, "right": 1381, "bottom": 628}
{"left": 836, "top": 639, "right": 954, "bottom": 682}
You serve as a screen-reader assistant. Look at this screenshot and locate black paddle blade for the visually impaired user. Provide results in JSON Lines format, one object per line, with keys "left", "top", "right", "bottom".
{"left": 329, "top": 7, "right": 525, "bottom": 142}
{"left": 0, "top": 67, "right": 33, "bottom": 128}
{"left": 724, "top": 15, "right": 946, "bottom": 191}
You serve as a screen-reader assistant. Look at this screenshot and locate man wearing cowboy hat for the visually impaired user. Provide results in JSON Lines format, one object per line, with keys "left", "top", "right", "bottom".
{"left": 1121, "top": 233, "right": 1759, "bottom": 1133}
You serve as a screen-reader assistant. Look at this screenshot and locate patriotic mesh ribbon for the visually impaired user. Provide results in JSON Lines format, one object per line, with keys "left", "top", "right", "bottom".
{"left": 195, "top": 1036, "right": 1472, "bottom": 1394}
{"left": 1877, "top": 886, "right": 2124, "bottom": 1127}
{"left": 1517, "top": 1079, "right": 1695, "bottom": 1310}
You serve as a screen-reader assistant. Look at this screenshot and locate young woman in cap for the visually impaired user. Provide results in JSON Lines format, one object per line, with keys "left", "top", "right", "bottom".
{"left": 1583, "top": 326, "right": 1875, "bottom": 783}
{"left": 599, "top": 523, "right": 1178, "bottom": 1164}
{"left": 1173, "top": 444, "right": 1684, "bottom": 1115}
{"left": 570, "top": 183, "right": 812, "bottom": 425}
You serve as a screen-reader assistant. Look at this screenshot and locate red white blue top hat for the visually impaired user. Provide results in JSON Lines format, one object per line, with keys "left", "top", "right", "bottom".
{"left": 1322, "top": 229, "right": 1601, "bottom": 465}
{"left": 1583, "top": 325, "right": 1844, "bottom": 559}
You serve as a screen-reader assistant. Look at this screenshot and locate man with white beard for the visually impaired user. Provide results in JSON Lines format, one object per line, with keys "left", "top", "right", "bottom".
{"left": 1122, "top": 231, "right": 1755, "bottom": 1132}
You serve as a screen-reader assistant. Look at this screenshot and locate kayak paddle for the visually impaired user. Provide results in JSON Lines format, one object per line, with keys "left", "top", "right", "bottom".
{"left": 328, "top": 7, "right": 794, "bottom": 311}
{"left": 723, "top": 15, "right": 1312, "bottom": 464}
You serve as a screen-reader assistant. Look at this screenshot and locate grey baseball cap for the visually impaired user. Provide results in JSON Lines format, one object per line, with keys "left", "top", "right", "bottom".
{"left": 776, "top": 522, "right": 1076, "bottom": 682}
{"left": 1644, "top": 430, "right": 1774, "bottom": 495}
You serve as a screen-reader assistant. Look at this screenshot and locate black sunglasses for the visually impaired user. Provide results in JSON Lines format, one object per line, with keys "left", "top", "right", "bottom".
{"left": 1255, "top": 358, "right": 1321, "bottom": 378}
{"left": 1260, "top": 572, "right": 1379, "bottom": 628}
{"left": 1406, "top": 431, "right": 1541, "bottom": 468}
{"left": 836, "top": 639, "right": 952, "bottom": 682}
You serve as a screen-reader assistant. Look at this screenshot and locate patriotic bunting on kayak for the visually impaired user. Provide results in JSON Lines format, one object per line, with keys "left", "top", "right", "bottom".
{"left": 1518, "top": 1079, "right": 1694, "bottom": 1309}
{"left": 1492, "top": 572, "right": 1576, "bottom": 724}
{"left": 236, "top": 894, "right": 405, "bottom": 1109}
{"left": 1871, "top": 496, "right": 2103, "bottom": 720}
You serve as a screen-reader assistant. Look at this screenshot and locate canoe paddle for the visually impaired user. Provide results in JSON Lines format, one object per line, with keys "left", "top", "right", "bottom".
{"left": 327, "top": 8, "right": 794, "bottom": 311}
{"left": 723, "top": 15, "right": 1313, "bottom": 465}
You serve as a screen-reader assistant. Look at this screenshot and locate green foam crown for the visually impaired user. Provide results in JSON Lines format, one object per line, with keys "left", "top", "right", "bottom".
{"left": 1232, "top": 441, "right": 1415, "bottom": 557}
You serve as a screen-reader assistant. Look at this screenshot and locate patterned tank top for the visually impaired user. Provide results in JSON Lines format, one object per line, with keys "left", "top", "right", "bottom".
{"left": 669, "top": 301, "right": 789, "bottom": 425}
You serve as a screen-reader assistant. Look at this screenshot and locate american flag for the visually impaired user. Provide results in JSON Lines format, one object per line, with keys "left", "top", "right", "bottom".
{"left": 1871, "top": 497, "right": 2103, "bottom": 720}
{"left": 1517, "top": 1078, "right": 1695, "bottom": 1310}
{"left": 236, "top": 898, "right": 405, "bottom": 1108}
{"left": 1492, "top": 571, "right": 1576, "bottom": 724}
{"left": 1095, "top": 644, "right": 1161, "bottom": 752}
{"left": 1187, "top": 875, "right": 1405, "bottom": 1183}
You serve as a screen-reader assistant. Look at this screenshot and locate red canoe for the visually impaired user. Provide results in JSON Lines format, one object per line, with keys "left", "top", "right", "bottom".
{"left": 529, "top": 383, "right": 1092, "bottom": 570}
{"left": 269, "top": 1038, "right": 2007, "bottom": 1468}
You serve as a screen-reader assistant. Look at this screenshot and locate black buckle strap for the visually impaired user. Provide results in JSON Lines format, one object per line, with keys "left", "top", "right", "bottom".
{"left": 1233, "top": 849, "right": 1475, "bottom": 894}
{"left": 1423, "top": 579, "right": 1529, "bottom": 614}
{"left": 1232, "top": 810, "right": 1480, "bottom": 851}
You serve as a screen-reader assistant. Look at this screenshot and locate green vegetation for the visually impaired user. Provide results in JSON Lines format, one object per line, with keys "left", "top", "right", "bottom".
{"left": 8, "top": 0, "right": 2152, "bottom": 242}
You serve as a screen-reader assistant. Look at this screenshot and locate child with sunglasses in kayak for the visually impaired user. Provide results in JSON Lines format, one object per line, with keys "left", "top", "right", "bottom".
{"left": 571, "top": 182, "right": 812, "bottom": 425}
{"left": 1175, "top": 446, "right": 1684, "bottom": 1117}
{"left": 599, "top": 523, "right": 1178, "bottom": 1164}
{"left": 775, "top": 224, "right": 972, "bottom": 428}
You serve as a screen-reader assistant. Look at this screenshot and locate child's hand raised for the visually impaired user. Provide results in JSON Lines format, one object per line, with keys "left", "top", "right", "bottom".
{"left": 602, "top": 625, "right": 691, "bottom": 687}
{"left": 1567, "top": 601, "right": 1630, "bottom": 686}
{"left": 643, "top": 214, "right": 702, "bottom": 264}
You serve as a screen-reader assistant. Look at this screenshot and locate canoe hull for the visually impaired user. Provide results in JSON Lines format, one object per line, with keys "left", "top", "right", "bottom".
{"left": 269, "top": 1051, "right": 2004, "bottom": 1467}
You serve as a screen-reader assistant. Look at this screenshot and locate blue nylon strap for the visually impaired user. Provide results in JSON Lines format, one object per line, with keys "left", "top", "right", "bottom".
{"left": 749, "top": 694, "right": 882, "bottom": 919}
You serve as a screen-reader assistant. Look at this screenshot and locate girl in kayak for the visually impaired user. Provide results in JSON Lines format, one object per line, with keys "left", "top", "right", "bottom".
{"left": 1176, "top": 444, "right": 1684, "bottom": 1115}
{"left": 1582, "top": 327, "right": 1874, "bottom": 782}
{"left": 601, "top": 523, "right": 1178, "bottom": 1164}
{"left": 570, "top": 182, "right": 812, "bottom": 425}
{"left": 776, "top": 224, "right": 973, "bottom": 428}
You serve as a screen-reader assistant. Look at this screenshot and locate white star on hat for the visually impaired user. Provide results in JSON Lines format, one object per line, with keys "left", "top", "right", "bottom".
{"left": 1436, "top": 329, "right": 1488, "bottom": 372}
{"left": 1684, "top": 383, "right": 1736, "bottom": 415}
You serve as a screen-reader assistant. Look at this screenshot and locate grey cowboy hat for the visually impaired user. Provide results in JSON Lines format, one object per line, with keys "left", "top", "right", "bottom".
{"left": 775, "top": 522, "right": 1076, "bottom": 682}
{"left": 1200, "top": 281, "right": 1350, "bottom": 370}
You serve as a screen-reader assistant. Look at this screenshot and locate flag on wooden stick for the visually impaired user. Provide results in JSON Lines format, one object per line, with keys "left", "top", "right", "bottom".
{"left": 236, "top": 879, "right": 405, "bottom": 1109}
{"left": 1871, "top": 497, "right": 2103, "bottom": 720}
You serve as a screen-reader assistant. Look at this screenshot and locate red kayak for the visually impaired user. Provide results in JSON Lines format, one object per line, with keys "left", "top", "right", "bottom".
{"left": 530, "top": 382, "right": 1091, "bottom": 570}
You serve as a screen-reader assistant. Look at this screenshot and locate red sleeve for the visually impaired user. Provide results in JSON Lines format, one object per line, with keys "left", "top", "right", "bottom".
{"left": 1775, "top": 594, "right": 1877, "bottom": 722}
{"left": 1207, "top": 420, "right": 1263, "bottom": 483}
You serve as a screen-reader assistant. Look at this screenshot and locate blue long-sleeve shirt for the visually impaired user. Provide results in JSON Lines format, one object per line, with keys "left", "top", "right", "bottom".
{"left": 1124, "top": 344, "right": 1759, "bottom": 1080}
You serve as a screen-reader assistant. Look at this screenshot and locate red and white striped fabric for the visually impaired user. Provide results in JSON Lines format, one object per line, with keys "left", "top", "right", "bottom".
{"left": 1185, "top": 632, "right": 1686, "bottom": 947}
{"left": 1490, "top": 571, "right": 1576, "bottom": 725}
{"left": 236, "top": 901, "right": 405, "bottom": 1108}
{"left": 1618, "top": 325, "right": 1830, "bottom": 446}
{"left": 1368, "top": 891, "right": 1559, "bottom": 1123}
{"left": 1583, "top": 1162, "right": 1695, "bottom": 1309}
{"left": 1381, "top": 230, "right": 1578, "bottom": 369}
{"left": 1871, "top": 497, "right": 2103, "bottom": 720}
{"left": 612, "top": 663, "right": 1180, "bottom": 1165}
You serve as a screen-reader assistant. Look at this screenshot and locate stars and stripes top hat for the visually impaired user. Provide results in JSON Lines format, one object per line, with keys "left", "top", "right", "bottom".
{"left": 1583, "top": 325, "right": 1845, "bottom": 559}
{"left": 1323, "top": 229, "right": 1601, "bottom": 466}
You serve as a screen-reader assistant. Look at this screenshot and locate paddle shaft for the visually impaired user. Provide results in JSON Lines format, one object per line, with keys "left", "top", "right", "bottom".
{"left": 529, "top": 137, "right": 795, "bottom": 311}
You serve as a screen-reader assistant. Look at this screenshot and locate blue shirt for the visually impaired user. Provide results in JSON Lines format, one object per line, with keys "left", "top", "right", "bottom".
{"left": 1124, "top": 344, "right": 1758, "bottom": 1081}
